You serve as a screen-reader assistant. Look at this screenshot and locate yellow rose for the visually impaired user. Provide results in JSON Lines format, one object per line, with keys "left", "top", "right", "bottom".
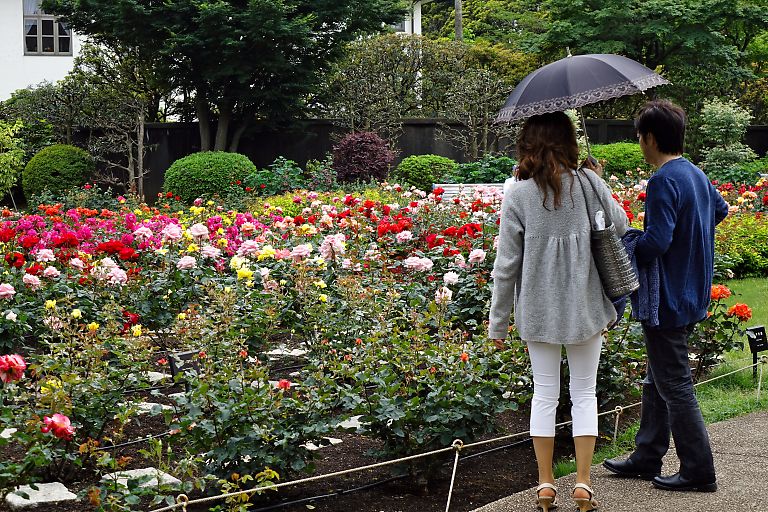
{"left": 230, "top": 256, "right": 245, "bottom": 269}
{"left": 71, "top": 309, "right": 82, "bottom": 319}
{"left": 257, "top": 245, "right": 276, "bottom": 261}
{"left": 224, "top": 286, "right": 232, "bottom": 293}
{"left": 218, "top": 238, "right": 229, "bottom": 247}
{"left": 187, "top": 243, "right": 199, "bottom": 253}
{"left": 313, "top": 280, "right": 327, "bottom": 289}
{"left": 45, "top": 299, "right": 57, "bottom": 310}
{"left": 131, "top": 324, "right": 143, "bottom": 337}
{"left": 237, "top": 267, "right": 254, "bottom": 280}
{"left": 177, "top": 313, "right": 186, "bottom": 320}
{"left": 319, "top": 294, "right": 328, "bottom": 303}
{"left": 87, "top": 322, "right": 99, "bottom": 332}
{"left": 156, "top": 248, "right": 169, "bottom": 256}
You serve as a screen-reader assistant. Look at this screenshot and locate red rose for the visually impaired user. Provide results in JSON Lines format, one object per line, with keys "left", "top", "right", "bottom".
{"left": 25, "top": 263, "right": 44, "bottom": 275}
{"left": 0, "top": 228, "right": 16, "bottom": 243}
{"left": 5, "top": 252, "right": 26, "bottom": 268}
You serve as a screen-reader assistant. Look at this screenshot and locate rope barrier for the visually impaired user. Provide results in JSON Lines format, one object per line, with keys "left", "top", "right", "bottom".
{"left": 612, "top": 406, "right": 624, "bottom": 445}
{"left": 146, "top": 359, "right": 763, "bottom": 512}
{"left": 444, "top": 440, "right": 464, "bottom": 512}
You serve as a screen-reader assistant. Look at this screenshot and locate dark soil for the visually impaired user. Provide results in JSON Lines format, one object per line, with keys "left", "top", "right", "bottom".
{"left": 1, "top": 406, "right": 641, "bottom": 512}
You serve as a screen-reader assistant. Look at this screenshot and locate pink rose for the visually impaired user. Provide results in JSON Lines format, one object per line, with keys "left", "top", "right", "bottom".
{"left": 176, "top": 255, "right": 197, "bottom": 270}
{"left": 133, "top": 226, "right": 153, "bottom": 240}
{"left": 43, "top": 266, "right": 61, "bottom": 278}
{"left": 69, "top": 258, "right": 85, "bottom": 270}
{"left": 35, "top": 249, "right": 55, "bottom": 262}
{"left": 187, "top": 223, "right": 209, "bottom": 239}
{"left": 107, "top": 267, "right": 128, "bottom": 286}
{"left": 238, "top": 240, "right": 260, "bottom": 257}
{"left": 0, "top": 354, "right": 26, "bottom": 383}
{"left": 435, "top": 286, "right": 453, "bottom": 304}
{"left": 201, "top": 245, "right": 221, "bottom": 259}
{"left": 319, "top": 234, "right": 346, "bottom": 260}
{"left": 41, "top": 413, "right": 75, "bottom": 440}
{"left": 161, "top": 223, "right": 182, "bottom": 240}
{"left": 0, "top": 283, "right": 16, "bottom": 300}
{"left": 404, "top": 256, "right": 434, "bottom": 272}
{"left": 291, "top": 244, "right": 313, "bottom": 260}
{"left": 443, "top": 271, "right": 459, "bottom": 285}
{"left": 395, "top": 230, "right": 413, "bottom": 243}
{"left": 22, "top": 274, "right": 41, "bottom": 290}
{"left": 468, "top": 249, "right": 487, "bottom": 264}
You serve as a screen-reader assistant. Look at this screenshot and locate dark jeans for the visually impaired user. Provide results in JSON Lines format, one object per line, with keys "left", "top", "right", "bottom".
{"left": 630, "top": 323, "right": 716, "bottom": 481}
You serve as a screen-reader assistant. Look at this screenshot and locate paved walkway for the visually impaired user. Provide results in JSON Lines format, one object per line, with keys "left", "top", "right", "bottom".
{"left": 472, "top": 410, "right": 767, "bottom": 512}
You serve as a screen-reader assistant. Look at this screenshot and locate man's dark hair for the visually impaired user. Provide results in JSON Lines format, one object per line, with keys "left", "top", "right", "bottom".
{"left": 634, "top": 100, "right": 687, "bottom": 155}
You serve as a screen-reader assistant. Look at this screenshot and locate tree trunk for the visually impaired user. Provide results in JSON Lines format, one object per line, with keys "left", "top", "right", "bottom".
{"left": 454, "top": 0, "right": 463, "bottom": 41}
{"left": 137, "top": 108, "right": 146, "bottom": 200}
{"left": 126, "top": 134, "right": 136, "bottom": 195}
{"left": 195, "top": 90, "right": 212, "bottom": 151}
{"left": 228, "top": 118, "right": 250, "bottom": 153}
{"left": 214, "top": 99, "right": 234, "bottom": 152}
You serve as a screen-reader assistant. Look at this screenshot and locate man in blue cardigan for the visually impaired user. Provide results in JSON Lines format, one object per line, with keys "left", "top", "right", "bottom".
{"left": 603, "top": 100, "right": 729, "bottom": 492}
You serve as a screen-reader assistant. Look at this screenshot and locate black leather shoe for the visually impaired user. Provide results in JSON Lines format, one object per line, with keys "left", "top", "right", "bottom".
{"left": 602, "top": 457, "right": 660, "bottom": 480}
{"left": 652, "top": 473, "right": 717, "bottom": 492}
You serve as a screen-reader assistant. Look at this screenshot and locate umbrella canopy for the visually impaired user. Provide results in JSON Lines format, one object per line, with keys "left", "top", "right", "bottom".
{"left": 497, "top": 53, "right": 670, "bottom": 123}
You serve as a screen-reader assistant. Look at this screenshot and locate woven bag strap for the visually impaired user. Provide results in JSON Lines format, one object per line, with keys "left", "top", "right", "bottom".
{"left": 574, "top": 168, "right": 615, "bottom": 228}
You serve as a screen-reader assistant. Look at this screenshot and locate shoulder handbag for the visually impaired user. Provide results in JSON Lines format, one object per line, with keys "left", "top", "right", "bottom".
{"left": 575, "top": 169, "right": 639, "bottom": 300}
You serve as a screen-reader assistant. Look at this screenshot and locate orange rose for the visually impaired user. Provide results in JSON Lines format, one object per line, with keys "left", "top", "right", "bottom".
{"left": 710, "top": 284, "right": 731, "bottom": 301}
{"left": 726, "top": 303, "right": 752, "bottom": 322}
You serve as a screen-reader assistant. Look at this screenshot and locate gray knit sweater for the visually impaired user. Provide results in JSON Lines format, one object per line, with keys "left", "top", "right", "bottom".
{"left": 488, "top": 169, "right": 629, "bottom": 343}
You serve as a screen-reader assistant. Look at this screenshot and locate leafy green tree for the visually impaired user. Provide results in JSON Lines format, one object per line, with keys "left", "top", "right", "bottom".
{"left": 43, "top": 0, "right": 406, "bottom": 152}
{"left": 0, "top": 120, "right": 25, "bottom": 204}
{"left": 531, "top": 0, "right": 768, "bottom": 116}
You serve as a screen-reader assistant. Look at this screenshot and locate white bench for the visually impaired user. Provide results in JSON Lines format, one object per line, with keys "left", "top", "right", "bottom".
{"left": 433, "top": 181, "right": 512, "bottom": 200}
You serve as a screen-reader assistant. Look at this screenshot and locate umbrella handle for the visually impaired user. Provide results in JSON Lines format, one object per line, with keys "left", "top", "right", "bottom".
{"left": 579, "top": 107, "right": 592, "bottom": 159}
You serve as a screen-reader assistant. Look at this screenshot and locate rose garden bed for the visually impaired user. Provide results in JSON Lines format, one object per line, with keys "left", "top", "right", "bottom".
{"left": 0, "top": 179, "right": 762, "bottom": 510}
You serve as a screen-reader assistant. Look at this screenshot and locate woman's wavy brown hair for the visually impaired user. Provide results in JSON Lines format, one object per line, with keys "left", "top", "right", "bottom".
{"left": 515, "top": 112, "right": 579, "bottom": 209}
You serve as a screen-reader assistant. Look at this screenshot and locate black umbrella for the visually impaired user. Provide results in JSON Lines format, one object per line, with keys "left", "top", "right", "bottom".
{"left": 497, "top": 53, "right": 670, "bottom": 153}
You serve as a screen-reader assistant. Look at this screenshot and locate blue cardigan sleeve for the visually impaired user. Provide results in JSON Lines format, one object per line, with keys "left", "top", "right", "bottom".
{"left": 635, "top": 175, "right": 678, "bottom": 264}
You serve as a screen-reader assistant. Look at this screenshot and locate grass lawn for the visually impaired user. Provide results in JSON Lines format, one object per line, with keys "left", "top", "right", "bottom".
{"left": 554, "top": 277, "right": 768, "bottom": 477}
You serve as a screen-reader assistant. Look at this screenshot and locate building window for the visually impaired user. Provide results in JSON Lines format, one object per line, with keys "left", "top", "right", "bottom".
{"left": 23, "top": 0, "right": 72, "bottom": 56}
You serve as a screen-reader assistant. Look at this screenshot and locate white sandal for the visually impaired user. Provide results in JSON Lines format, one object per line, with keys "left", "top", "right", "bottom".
{"left": 535, "top": 482, "right": 558, "bottom": 511}
{"left": 572, "top": 482, "right": 598, "bottom": 512}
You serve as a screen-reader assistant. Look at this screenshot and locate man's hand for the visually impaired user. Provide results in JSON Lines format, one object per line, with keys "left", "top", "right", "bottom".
{"left": 493, "top": 339, "right": 506, "bottom": 350}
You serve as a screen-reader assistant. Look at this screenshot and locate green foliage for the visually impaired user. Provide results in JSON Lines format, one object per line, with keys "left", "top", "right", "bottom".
{"left": 443, "top": 154, "right": 517, "bottom": 184}
{"left": 163, "top": 152, "right": 257, "bottom": 204}
{"left": 22, "top": 144, "right": 94, "bottom": 199}
{"left": 700, "top": 99, "right": 758, "bottom": 182}
{"left": 715, "top": 214, "right": 768, "bottom": 277}
{"left": 28, "top": 184, "right": 139, "bottom": 213}
{"left": 590, "top": 143, "right": 653, "bottom": 178}
{"left": 305, "top": 155, "right": 338, "bottom": 192}
{"left": 0, "top": 120, "right": 25, "bottom": 201}
{"left": 392, "top": 154, "right": 458, "bottom": 190}
{"left": 248, "top": 157, "right": 307, "bottom": 197}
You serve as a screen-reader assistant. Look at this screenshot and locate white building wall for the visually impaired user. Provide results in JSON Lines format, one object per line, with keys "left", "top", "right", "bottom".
{"left": 0, "top": 1, "right": 82, "bottom": 100}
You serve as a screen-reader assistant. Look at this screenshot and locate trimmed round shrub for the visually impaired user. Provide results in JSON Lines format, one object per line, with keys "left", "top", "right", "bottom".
{"left": 590, "top": 142, "right": 653, "bottom": 177}
{"left": 332, "top": 132, "right": 395, "bottom": 184}
{"left": 22, "top": 144, "right": 94, "bottom": 199}
{"left": 443, "top": 154, "right": 516, "bottom": 184}
{"left": 163, "top": 151, "right": 257, "bottom": 203}
{"left": 392, "top": 154, "right": 457, "bottom": 190}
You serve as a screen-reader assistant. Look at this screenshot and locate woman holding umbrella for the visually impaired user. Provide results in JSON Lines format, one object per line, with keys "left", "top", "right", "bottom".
{"left": 489, "top": 111, "right": 628, "bottom": 512}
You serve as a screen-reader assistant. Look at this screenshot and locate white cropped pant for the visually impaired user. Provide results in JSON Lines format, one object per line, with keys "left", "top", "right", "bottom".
{"left": 526, "top": 333, "right": 603, "bottom": 437}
